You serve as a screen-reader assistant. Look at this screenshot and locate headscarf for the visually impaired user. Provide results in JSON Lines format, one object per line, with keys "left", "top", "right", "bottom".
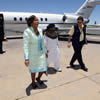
{"left": 45, "top": 24, "right": 58, "bottom": 39}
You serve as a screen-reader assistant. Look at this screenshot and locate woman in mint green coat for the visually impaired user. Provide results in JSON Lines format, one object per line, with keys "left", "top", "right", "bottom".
{"left": 23, "top": 15, "right": 48, "bottom": 89}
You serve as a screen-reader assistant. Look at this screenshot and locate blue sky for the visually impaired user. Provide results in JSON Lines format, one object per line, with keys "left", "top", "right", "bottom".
{"left": 0, "top": 0, "right": 100, "bottom": 24}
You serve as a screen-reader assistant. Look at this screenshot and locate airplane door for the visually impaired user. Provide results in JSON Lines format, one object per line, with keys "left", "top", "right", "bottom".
{"left": 0, "top": 14, "right": 5, "bottom": 40}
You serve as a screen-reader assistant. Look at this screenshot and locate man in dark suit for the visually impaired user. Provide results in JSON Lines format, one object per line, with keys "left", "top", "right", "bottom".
{"left": 0, "top": 17, "right": 5, "bottom": 54}
{"left": 67, "top": 16, "right": 88, "bottom": 72}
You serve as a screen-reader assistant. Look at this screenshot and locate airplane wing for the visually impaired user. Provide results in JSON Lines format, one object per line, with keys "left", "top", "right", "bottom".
{"left": 87, "top": 24, "right": 100, "bottom": 28}
{"left": 4, "top": 24, "right": 27, "bottom": 37}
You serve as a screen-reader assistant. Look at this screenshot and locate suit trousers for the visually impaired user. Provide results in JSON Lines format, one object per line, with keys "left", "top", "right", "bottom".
{"left": 0, "top": 40, "right": 3, "bottom": 52}
{"left": 70, "top": 42, "right": 85, "bottom": 68}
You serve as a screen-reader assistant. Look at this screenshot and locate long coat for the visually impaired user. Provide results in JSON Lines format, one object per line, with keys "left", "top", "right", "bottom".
{"left": 23, "top": 27, "right": 47, "bottom": 73}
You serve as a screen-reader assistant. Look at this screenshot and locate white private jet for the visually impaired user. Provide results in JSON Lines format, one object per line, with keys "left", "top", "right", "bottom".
{"left": 0, "top": 0, "right": 100, "bottom": 34}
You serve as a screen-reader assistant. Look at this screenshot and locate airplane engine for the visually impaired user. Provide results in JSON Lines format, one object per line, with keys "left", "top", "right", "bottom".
{"left": 62, "top": 14, "right": 78, "bottom": 23}
{"left": 62, "top": 15, "right": 67, "bottom": 22}
{"left": 62, "top": 14, "right": 90, "bottom": 24}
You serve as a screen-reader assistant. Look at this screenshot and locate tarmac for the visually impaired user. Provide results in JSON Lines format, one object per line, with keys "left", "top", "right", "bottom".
{"left": 0, "top": 33, "right": 100, "bottom": 100}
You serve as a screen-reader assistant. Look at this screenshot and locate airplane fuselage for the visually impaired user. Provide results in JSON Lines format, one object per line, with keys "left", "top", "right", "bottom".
{"left": 0, "top": 12, "right": 86, "bottom": 30}
{"left": 0, "top": 0, "right": 100, "bottom": 32}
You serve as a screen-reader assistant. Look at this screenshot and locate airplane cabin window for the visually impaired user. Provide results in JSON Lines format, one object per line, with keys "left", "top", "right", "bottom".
{"left": 20, "top": 17, "right": 22, "bottom": 21}
{"left": 45, "top": 18, "right": 47, "bottom": 21}
{"left": 25, "top": 17, "right": 27, "bottom": 21}
{"left": 14, "top": 17, "right": 17, "bottom": 21}
{"left": 40, "top": 18, "right": 43, "bottom": 21}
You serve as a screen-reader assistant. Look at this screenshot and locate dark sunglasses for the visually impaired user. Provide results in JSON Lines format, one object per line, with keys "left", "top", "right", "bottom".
{"left": 78, "top": 21, "right": 83, "bottom": 24}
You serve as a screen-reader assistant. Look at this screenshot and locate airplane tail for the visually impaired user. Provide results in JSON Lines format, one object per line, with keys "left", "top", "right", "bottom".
{"left": 75, "top": 0, "right": 100, "bottom": 18}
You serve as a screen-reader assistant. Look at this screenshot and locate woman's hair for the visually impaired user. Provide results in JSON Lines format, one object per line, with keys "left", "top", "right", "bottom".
{"left": 27, "top": 15, "right": 36, "bottom": 27}
{"left": 77, "top": 16, "right": 84, "bottom": 22}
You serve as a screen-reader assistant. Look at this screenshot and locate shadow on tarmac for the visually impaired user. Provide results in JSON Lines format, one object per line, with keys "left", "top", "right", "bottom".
{"left": 66, "top": 64, "right": 81, "bottom": 70}
{"left": 47, "top": 67, "right": 57, "bottom": 74}
{"left": 26, "top": 82, "right": 47, "bottom": 96}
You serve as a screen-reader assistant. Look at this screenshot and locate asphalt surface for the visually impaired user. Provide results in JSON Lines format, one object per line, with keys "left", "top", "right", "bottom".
{"left": 0, "top": 28, "right": 100, "bottom": 100}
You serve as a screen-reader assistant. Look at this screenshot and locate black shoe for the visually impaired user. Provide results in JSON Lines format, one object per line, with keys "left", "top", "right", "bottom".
{"left": 31, "top": 83, "right": 38, "bottom": 89}
{"left": 36, "top": 78, "right": 44, "bottom": 85}
{"left": 70, "top": 63, "right": 75, "bottom": 68}
{"left": 81, "top": 67, "right": 88, "bottom": 72}
{"left": 0, "top": 51, "right": 6, "bottom": 54}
